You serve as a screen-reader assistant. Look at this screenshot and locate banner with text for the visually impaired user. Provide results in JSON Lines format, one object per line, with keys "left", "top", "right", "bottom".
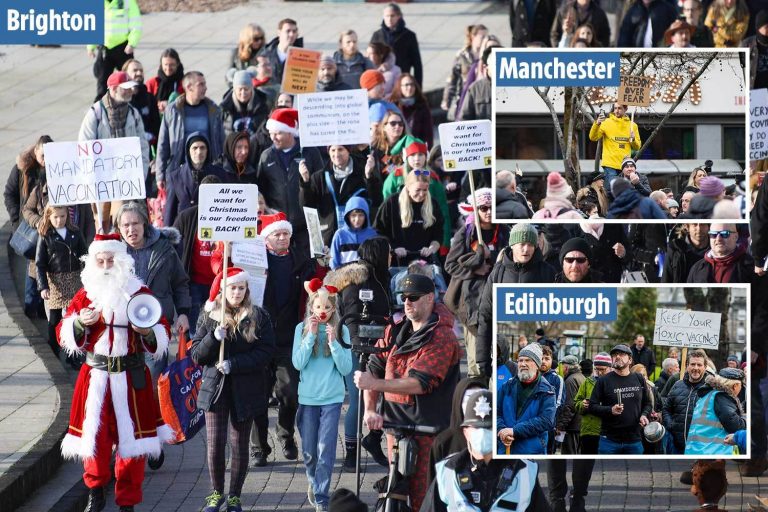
{"left": 750, "top": 88, "right": 768, "bottom": 160}
{"left": 198, "top": 184, "right": 259, "bottom": 241}
{"left": 494, "top": 286, "right": 617, "bottom": 322}
{"left": 0, "top": 1, "right": 103, "bottom": 45}
{"left": 495, "top": 50, "right": 620, "bottom": 87}
{"left": 617, "top": 74, "right": 652, "bottom": 107}
{"left": 297, "top": 89, "right": 369, "bottom": 147}
{"left": 44, "top": 137, "right": 145, "bottom": 206}
{"left": 652, "top": 308, "right": 721, "bottom": 349}
{"left": 438, "top": 120, "right": 493, "bottom": 172}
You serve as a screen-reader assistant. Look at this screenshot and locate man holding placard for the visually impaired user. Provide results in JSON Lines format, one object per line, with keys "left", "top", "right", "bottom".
{"left": 588, "top": 102, "right": 640, "bottom": 192}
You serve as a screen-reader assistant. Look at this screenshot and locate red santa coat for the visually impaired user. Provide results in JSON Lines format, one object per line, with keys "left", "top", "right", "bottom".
{"left": 57, "top": 277, "right": 174, "bottom": 461}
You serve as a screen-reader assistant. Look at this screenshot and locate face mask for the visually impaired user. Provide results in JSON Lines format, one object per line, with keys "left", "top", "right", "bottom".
{"left": 467, "top": 428, "right": 493, "bottom": 456}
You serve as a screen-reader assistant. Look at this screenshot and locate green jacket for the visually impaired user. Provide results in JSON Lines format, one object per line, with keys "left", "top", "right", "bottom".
{"left": 574, "top": 375, "right": 601, "bottom": 437}
{"left": 88, "top": 0, "right": 142, "bottom": 51}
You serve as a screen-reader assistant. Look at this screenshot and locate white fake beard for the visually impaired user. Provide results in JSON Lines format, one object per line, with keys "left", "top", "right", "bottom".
{"left": 81, "top": 260, "right": 132, "bottom": 311}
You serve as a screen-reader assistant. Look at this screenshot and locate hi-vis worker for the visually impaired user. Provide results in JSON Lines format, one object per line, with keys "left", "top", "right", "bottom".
{"left": 87, "top": 0, "right": 143, "bottom": 102}
{"left": 420, "top": 390, "right": 552, "bottom": 512}
{"left": 588, "top": 102, "right": 641, "bottom": 192}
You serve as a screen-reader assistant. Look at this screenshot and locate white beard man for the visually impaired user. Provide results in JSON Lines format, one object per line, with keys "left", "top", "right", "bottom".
{"left": 57, "top": 233, "right": 173, "bottom": 512}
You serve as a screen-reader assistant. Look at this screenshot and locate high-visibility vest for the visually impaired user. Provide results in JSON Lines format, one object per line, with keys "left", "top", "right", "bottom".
{"left": 685, "top": 391, "right": 736, "bottom": 456}
{"left": 88, "top": 0, "right": 142, "bottom": 51}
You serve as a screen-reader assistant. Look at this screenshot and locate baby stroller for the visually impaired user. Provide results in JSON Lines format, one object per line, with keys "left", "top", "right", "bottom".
{"left": 389, "top": 253, "right": 447, "bottom": 312}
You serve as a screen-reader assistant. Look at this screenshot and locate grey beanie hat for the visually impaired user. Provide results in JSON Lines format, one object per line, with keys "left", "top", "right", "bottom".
{"left": 518, "top": 343, "right": 543, "bottom": 369}
{"left": 233, "top": 70, "right": 253, "bottom": 88}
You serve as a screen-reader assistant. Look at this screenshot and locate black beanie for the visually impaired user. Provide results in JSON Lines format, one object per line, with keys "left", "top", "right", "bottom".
{"left": 756, "top": 10, "right": 768, "bottom": 31}
{"left": 611, "top": 177, "right": 633, "bottom": 198}
{"left": 559, "top": 237, "right": 592, "bottom": 265}
{"left": 329, "top": 489, "right": 368, "bottom": 512}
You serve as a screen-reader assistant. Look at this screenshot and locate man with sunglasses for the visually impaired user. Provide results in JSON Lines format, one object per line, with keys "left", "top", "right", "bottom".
{"left": 355, "top": 274, "right": 460, "bottom": 511}
{"left": 686, "top": 224, "right": 754, "bottom": 283}
{"left": 555, "top": 238, "right": 603, "bottom": 283}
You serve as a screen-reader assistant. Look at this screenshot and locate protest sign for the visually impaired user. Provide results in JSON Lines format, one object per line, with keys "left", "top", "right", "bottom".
{"left": 246, "top": 267, "right": 268, "bottom": 307}
{"left": 198, "top": 184, "right": 259, "bottom": 241}
{"left": 652, "top": 308, "right": 721, "bottom": 349}
{"left": 282, "top": 47, "right": 321, "bottom": 94}
{"left": 297, "top": 89, "right": 369, "bottom": 147}
{"left": 750, "top": 88, "right": 768, "bottom": 160}
{"left": 304, "top": 207, "right": 325, "bottom": 257}
{"left": 231, "top": 237, "right": 268, "bottom": 269}
{"left": 438, "top": 120, "right": 493, "bottom": 172}
{"left": 44, "top": 137, "right": 145, "bottom": 206}
{"left": 617, "top": 74, "right": 652, "bottom": 107}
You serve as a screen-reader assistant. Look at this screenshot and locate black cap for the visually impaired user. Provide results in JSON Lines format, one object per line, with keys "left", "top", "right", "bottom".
{"left": 396, "top": 273, "right": 435, "bottom": 296}
{"left": 610, "top": 344, "right": 632, "bottom": 356}
{"left": 588, "top": 170, "right": 605, "bottom": 184}
{"left": 461, "top": 390, "right": 493, "bottom": 428}
{"left": 719, "top": 367, "right": 745, "bottom": 381}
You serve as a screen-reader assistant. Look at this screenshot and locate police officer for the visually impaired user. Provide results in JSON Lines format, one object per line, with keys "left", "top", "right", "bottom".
{"left": 420, "top": 390, "right": 552, "bottom": 512}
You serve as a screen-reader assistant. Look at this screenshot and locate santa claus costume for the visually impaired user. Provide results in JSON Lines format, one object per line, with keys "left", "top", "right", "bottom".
{"left": 57, "top": 233, "right": 174, "bottom": 509}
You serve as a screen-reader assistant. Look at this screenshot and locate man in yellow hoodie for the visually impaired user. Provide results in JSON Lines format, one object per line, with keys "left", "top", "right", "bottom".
{"left": 589, "top": 102, "right": 640, "bottom": 191}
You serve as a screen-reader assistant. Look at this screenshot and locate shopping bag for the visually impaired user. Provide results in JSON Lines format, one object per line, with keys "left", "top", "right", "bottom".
{"left": 158, "top": 332, "right": 205, "bottom": 444}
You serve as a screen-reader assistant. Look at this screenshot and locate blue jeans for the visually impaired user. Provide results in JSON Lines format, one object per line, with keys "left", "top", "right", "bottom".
{"left": 598, "top": 436, "right": 643, "bottom": 455}
{"left": 188, "top": 282, "right": 210, "bottom": 337}
{"left": 297, "top": 403, "right": 342, "bottom": 507}
{"left": 343, "top": 356, "right": 360, "bottom": 443}
{"left": 603, "top": 166, "right": 620, "bottom": 195}
{"left": 25, "top": 275, "right": 42, "bottom": 313}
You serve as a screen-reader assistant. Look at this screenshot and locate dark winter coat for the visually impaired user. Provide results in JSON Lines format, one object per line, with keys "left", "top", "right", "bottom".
{"left": 333, "top": 50, "right": 374, "bottom": 90}
{"left": 661, "top": 227, "right": 709, "bottom": 283}
{"left": 578, "top": 225, "right": 631, "bottom": 283}
{"left": 631, "top": 344, "right": 657, "bottom": 377}
{"left": 497, "top": 375, "right": 556, "bottom": 454}
{"left": 373, "top": 194, "right": 444, "bottom": 254}
{"left": 510, "top": 0, "right": 557, "bottom": 47}
{"left": 220, "top": 87, "right": 270, "bottom": 138}
{"left": 324, "top": 261, "right": 391, "bottom": 342}
{"left": 476, "top": 248, "right": 557, "bottom": 377}
{"left": 550, "top": 1, "right": 611, "bottom": 48}
{"left": 398, "top": 100, "right": 433, "bottom": 148}
{"left": 35, "top": 227, "right": 87, "bottom": 292}
{"left": 662, "top": 374, "right": 709, "bottom": 453}
{"left": 556, "top": 367, "right": 585, "bottom": 433}
{"left": 686, "top": 248, "right": 757, "bottom": 284}
{"left": 495, "top": 188, "right": 531, "bottom": 219}
{"left": 617, "top": 0, "right": 679, "bottom": 47}
{"left": 459, "top": 77, "right": 491, "bottom": 121}
{"left": 628, "top": 223, "right": 668, "bottom": 282}
{"left": 370, "top": 19, "right": 423, "bottom": 86}
{"left": 191, "top": 307, "right": 275, "bottom": 422}
{"left": 258, "top": 36, "right": 304, "bottom": 86}
{"left": 129, "top": 83, "right": 161, "bottom": 146}
{"left": 4, "top": 163, "right": 44, "bottom": 226}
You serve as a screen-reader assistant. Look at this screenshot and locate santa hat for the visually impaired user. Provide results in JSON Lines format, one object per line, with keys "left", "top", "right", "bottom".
{"left": 266, "top": 108, "right": 299, "bottom": 136}
{"left": 546, "top": 172, "right": 571, "bottom": 199}
{"left": 204, "top": 267, "right": 251, "bottom": 312}
{"left": 259, "top": 211, "right": 293, "bottom": 239}
{"left": 88, "top": 232, "right": 127, "bottom": 256}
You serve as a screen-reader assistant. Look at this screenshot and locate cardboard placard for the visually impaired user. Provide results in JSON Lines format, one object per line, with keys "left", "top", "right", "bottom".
{"left": 44, "top": 137, "right": 145, "bottom": 206}
{"left": 303, "top": 207, "right": 325, "bottom": 256}
{"left": 282, "top": 47, "right": 321, "bottom": 94}
{"left": 197, "top": 184, "right": 259, "bottom": 241}
{"left": 231, "top": 237, "right": 268, "bottom": 269}
{"left": 296, "top": 89, "right": 369, "bottom": 147}
{"left": 652, "top": 308, "right": 721, "bottom": 349}
{"left": 438, "top": 120, "right": 493, "bottom": 172}
{"left": 750, "top": 88, "right": 768, "bottom": 160}
{"left": 617, "top": 74, "right": 652, "bottom": 107}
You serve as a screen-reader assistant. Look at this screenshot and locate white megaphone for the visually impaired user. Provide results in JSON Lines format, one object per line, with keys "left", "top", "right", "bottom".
{"left": 126, "top": 293, "right": 162, "bottom": 329}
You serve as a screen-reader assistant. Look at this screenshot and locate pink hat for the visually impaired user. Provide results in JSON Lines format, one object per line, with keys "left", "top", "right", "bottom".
{"left": 204, "top": 267, "right": 250, "bottom": 312}
{"left": 107, "top": 71, "right": 138, "bottom": 89}
{"left": 546, "top": 172, "right": 571, "bottom": 199}
{"left": 698, "top": 176, "right": 724, "bottom": 198}
{"left": 88, "top": 232, "right": 127, "bottom": 256}
{"left": 593, "top": 352, "right": 612, "bottom": 367}
{"left": 266, "top": 108, "right": 299, "bottom": 136}
{"left": 259, "top": 211, "right": 293, "bottom": 239}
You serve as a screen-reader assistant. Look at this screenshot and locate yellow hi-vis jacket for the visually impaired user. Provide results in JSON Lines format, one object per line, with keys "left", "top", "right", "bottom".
{"left": 588, "top": 113, "right": 640, "bottom": 170}
{"left": 87, "top": 0, "right": 142, "bottom": 52}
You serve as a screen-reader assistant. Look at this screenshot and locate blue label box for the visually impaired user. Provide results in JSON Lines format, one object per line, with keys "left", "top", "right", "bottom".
{"left": 1, "top": 1, "right": 103, "bottom": 45}
{"left": 495, "top": 287, "right": 618, "bottom": 322}
{"left": 495, "top": 51, "right": 621, "bottom": 87}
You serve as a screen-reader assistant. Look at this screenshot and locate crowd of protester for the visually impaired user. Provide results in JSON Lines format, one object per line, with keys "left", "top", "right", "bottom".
{"left": 4, "top": 1, "right": 768, "bottom": 511}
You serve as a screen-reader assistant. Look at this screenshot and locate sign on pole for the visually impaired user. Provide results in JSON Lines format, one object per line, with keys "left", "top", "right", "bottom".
{"left": 750, "top": 88, "right": 768, "bottom": 160}
{"left": 296, "top": 89, "right": 369, "bottom": 147}
{"left": 652, "top": 308, "right": 721, "bottom": 349}
{"left": 282, "top": 47, "right": 321, "bottom": 94}
{"left": 44, "top": 137, "right": 145, "bottom": 206}
{"left": 198, "top": 184, "right": 259, "bottom": 241}
{"left": 438, "top": 120, "right": 493, "bottom": 172}
{"left": 617, "top": 75, "right": 652, "bottom": 107}
{"left": 304, "top": 207, "right": 325, "bottom": 257}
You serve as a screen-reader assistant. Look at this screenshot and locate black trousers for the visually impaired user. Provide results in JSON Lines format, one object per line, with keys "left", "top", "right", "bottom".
{"left": 547, "top": 433, "right": 594, "bottom": 506}
{"left": 250, "top": 352, "right": 299, "bottom": 450}
{"left": 94, "top": 41, "right": 132, "bottom": 101}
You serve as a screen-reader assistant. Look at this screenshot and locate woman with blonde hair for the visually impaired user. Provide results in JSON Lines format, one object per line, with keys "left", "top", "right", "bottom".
{"left": 374, "top": 171, "right": 443, "bottom": 266}
{"left": 225, "top": 23, "right": 266, "bottom": 85}
{"left": 191, "top": 267, "right": 275, "bottom": 512}
{"left": 686, "top": 166, "right": 708, "bottom": 192}
{"left": 704, "top": 0, "right": 750, "bottom": 47}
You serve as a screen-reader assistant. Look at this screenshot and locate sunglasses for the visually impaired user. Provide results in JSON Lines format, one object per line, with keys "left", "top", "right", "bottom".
{"left": 477, "top": 205, "right": 492, "bottom": 213}
{"left": 563, "top": 257, "right": 588, "bottom": 264}
{"left": 387, "top": 121, "right": 404, "bottom": 127}
{"left": 412, "top": 169, "right": 430, "bottom": 177}
{"left": 401, "top": 294, "right": 424, "bottom": 303}
{"left": 708, "top": 230, "right": 733, "bottom": 239}
{"left": 253, "top": 36, "right": 264, "bottom": 42}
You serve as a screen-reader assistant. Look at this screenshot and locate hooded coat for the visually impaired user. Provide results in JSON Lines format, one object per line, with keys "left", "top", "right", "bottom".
{"left": 220, "top": 86, "right": 270, "bottom": 138}
{"left": 328, "top": 197, "right": 378, "bottom": 269}
{"left": 495, "top": 188, "right": 531, "bottom": 219}
{"left": 219, "top": 131, "right": 258, "bottom": 184}
{"left": 370, "top": 18, "right": 423, "bottom": 86}
{"left": 606, "top": 189, "right": 667, "bottom": 219}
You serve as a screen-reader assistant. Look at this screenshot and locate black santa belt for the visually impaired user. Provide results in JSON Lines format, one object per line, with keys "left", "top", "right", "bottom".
{"left": 85, "top": 353, "right": 147, "bottom": 390}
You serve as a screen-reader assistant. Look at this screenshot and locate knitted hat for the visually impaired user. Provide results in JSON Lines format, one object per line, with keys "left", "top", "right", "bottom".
{"left": 467, "top": 188, "right": 493, "bottom": 208}
{"left": 611, "top": 177, "right": 632, "bottom": 198}
{"left": 360, "top": 69, "right": 385, "bottom": 90}
{"left": 727, "top": 355, "right": 739, "bottom": 363}
{"left": 328, "top": 488, "right": 368, "bottom": 512}
{"left": 580, "top": 359, "right": 593, "bottom": 375}
{"left": 593, "top": 352, "right": 611, "bottom": 367}
{"left": 391, "top": 135, "right": 427, "bottom": 158}
{"left": 518, "top": 343, "right": 543, "bottom": 368}
{"left": 559, "top": 237, "right": 592, "bottom": 265}
{"left": 755, "top": 10, "right": 768, "bottom": 30}
{"left": 698, "top": 176, "right": 725, "bottom": 198}
{"left": 620, "top": 156, "right": 636, "bottom": 170}
{"left": 461, "top": 389, "right": 493, "bottom": 428}
{"left": 546, "top": 172, "right": 571, "bottom": 199}
{"left": 266, "top": 108, "right": 299, "bottom": 136}
{"left": 260, "top": 211, "right": 293, "bottom": 239}
{"left": 667, "top": 198, "right": 679, "bottom": 208}
{"left": 509, "top": 223, "right": 538, "bottom": 247}
{"left": 232, "top": 70, "right": 253, "bottom": 88}
{"left": 319, "top": 54, "right": 335, "bottom": 66}
{"left": 88, "top": 233, "right": 127, "bottom": 256}
{"left": 204, "top": 267, "right": 250, "bottom": 312}
{"left": 369, "top": 102, "right": 388, "bottom": 123}
{"left": 562, "top": 355, "right": 579, "bottom": 366}
{"left": 719, "top": 367, "right": 745, "bottom": 381}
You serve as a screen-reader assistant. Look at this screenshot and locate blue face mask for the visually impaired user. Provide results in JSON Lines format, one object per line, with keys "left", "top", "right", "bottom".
{"left": 467, "top": 428, "right": 493, "bottom": 456}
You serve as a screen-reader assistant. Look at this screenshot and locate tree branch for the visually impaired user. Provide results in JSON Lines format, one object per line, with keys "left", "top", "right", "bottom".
{"left": 535, "top": 87, "right": 568, "bottom": 164}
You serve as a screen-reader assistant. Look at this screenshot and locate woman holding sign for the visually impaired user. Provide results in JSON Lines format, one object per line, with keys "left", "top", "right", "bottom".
{"left": 191, "top": 267, "right": 275, "bottom": 512}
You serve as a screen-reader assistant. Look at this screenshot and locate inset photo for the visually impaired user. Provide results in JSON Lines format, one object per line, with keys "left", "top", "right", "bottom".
{"left": 493, "top": 49, "right": 748, "bottom": 222}
{"left": 492, "top": 284, "right": 749, "bottom": 459}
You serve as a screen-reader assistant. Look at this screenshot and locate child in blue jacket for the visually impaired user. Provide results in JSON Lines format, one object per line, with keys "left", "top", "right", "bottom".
{"left": 329, "top": 196, "right": 377, "bottom": 269}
